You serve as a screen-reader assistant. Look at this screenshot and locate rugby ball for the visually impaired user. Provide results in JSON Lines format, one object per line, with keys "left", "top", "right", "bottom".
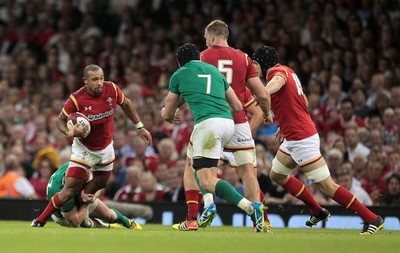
{"left": 67, "top": 112, "right": 91, "bottom": 138}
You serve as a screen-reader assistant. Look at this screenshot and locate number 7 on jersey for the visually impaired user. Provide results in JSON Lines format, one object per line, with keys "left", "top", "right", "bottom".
{"left": 198, "top": 74, "right": 211, "bottom": 94}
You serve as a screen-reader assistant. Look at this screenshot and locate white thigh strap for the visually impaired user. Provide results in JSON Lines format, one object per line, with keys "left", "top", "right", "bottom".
{"left": 234, "top": 150, "right": 255, "bottom": 167}
{"left": 305, "top": 164, "right": 330, "bottom": 183}
{"left": 271, "top": 158, "right": 292, "bottom": 175}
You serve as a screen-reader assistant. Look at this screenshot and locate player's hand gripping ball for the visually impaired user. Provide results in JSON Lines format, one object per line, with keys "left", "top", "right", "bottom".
{"left": 67, "top": 112, "right": 91, "bottom": 138}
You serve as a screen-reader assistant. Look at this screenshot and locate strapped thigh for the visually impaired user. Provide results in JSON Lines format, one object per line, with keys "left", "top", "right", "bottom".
{"left": 304, "top": 164, "right": 331, "bottom": 183}
{"left": 233, "top": 149, "right": 255, "bottom": 167}
{"left": 271, "top": 158, "right": 293, "bottom": 175}
{"left": 193, "top": 157, "right": 219, "bottom": 170}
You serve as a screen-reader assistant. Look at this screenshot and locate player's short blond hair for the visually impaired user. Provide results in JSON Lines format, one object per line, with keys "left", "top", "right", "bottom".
{"left": 205, "top": 20, "right": 229, "bottom": 39}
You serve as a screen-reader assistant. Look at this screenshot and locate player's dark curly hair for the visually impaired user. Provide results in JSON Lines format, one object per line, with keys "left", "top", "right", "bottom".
{"left": 252, "top": 46, "right": 279, "bottom": 77}
{"left": 176, "top": 43, "right": 200, "bottom": 67}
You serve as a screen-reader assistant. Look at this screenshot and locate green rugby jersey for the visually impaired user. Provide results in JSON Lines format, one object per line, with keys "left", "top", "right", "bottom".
{"left": 169, "top": 60, "right": 233, "bottom": 124}
{"left": 46, "top": 163, "right": 76, "bottom": 217}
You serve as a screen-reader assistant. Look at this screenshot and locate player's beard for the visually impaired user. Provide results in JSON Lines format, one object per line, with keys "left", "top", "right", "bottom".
{"left": 93, "top": 86, "right": 103, "bottom": 96}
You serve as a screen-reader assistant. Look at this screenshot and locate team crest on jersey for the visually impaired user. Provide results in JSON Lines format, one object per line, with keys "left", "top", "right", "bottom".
{"left": 107, "top": 97, "right": 113, "bottom": 107}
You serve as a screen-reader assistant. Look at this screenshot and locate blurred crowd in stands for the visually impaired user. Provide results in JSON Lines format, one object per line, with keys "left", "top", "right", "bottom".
{"left": 0, "top": 0, "right": 399, "bottom": 207}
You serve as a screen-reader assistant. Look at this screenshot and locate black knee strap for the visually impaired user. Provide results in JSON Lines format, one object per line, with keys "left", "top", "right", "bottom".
{"left": 193, "top": 157, "right": 219, "bottom": 170}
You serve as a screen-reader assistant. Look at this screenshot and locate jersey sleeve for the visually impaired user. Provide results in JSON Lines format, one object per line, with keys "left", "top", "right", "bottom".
{"left": 245, "top": 54, "right": 259, "bottom": 79}
{"left": 169, "top": 72, "right": 181, "bottom": 95}
{"left": 62, "top": 96, "right": 78, "bottom": 117}
{"left": 267, "top": 66, "right": 289, "bottom": 82}
{"left": 112, "top": 82, "right": 125, "bottom": 105}
{"left": 243, "top": 87, "right": 255, "bottom": 108}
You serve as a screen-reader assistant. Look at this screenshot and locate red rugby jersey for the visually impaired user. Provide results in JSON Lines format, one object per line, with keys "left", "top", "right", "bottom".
{"left": 201, "top": 46, "right": 258, "bottom": 124}
{"left": 266, "top": 64, "right": 317, "bottom": 140}
{"left": 62, "top": 81, "right": 125, "bottom": 150}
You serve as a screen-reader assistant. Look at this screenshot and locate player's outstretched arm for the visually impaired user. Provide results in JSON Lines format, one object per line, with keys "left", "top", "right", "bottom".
{"left": 120, "top": 97, "right": 152, "bottom": 146}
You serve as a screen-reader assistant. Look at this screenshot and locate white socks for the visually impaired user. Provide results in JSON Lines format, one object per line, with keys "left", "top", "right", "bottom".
{"left": 202, "top": 193, "right": 214, "bottom": 208}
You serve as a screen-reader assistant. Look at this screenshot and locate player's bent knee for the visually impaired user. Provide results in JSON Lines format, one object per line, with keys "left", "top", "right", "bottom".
{"left": 271, "top": 158, "right": 292, "bottom": 176}
{"left": 304, "top": 164, "right": 330, "bottom": 183}
{"left": 234, "top": 150, "right": 255, "bottom": 167}
{"left": 193, "top": 157, "right": 218, "bottom": 170}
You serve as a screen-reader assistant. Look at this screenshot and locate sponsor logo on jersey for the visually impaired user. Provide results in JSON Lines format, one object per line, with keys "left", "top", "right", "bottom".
{"left": 87, "top": 109, "right": 114, "bottom": 121}
{"left": 237, "top": 137, "right": 252, "bottom": 142}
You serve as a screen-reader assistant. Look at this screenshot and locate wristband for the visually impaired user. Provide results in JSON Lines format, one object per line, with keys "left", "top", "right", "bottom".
{"left": 135, "top": 121, "right": 144, "bottom": 130}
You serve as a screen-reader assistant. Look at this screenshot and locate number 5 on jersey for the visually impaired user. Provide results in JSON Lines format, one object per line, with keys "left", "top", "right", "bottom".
{"left": 218, "top": 60, "right": 233, "bottom": 84}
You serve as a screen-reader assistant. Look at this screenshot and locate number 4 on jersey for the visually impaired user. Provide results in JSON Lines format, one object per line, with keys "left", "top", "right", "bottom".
{"left": 292, "top": 73, "right": 304, "bottom": 96}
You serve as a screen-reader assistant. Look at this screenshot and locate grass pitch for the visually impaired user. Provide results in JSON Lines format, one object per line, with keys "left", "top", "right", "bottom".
{"left": 0, "top": 221, "right": 399, "bottom": 253}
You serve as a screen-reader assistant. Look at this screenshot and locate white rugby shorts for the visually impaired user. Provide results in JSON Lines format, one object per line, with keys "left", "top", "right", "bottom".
{"left": 187, "top": 118, "right": 235, "bottom": 160}
{"left": 222, "top": 122, "right": 256, "bottom": 166}
{"left": 279, "top": 133, "right": 321, "bottom": 166}
{"left": 224, "top": 122, "right": 255, "bottom": 151}
{"left": 70, "top": 138, "right": 115, "bottom": 172}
